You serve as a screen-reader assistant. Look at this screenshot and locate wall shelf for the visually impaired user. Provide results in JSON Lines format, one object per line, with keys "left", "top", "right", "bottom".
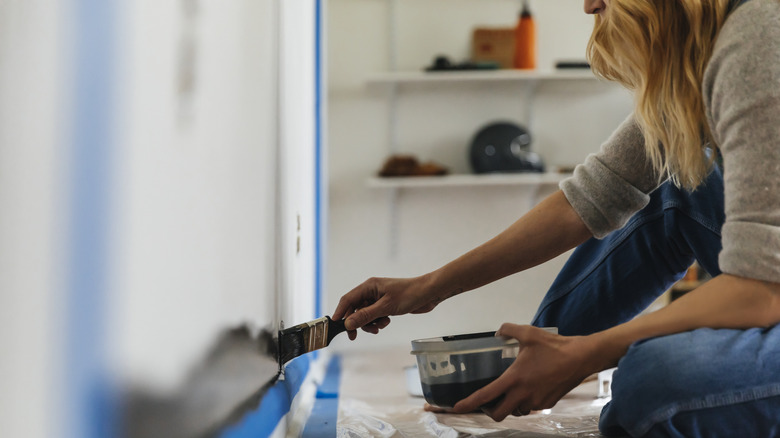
{"left": 366, "top": 0, "right": 605, "bottom": 258}
{"left": 367, "top": 172, "right": 570, "bottom": 188}
{"left": 366, "top": 69, "right": 597, "bottom": 86}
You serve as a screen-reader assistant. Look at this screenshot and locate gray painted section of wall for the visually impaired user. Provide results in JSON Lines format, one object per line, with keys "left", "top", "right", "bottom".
{"left": 123, "top": 327, "right": 279, "bottom": 438}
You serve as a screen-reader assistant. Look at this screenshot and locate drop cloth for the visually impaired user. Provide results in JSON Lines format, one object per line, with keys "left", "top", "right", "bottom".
{"left": 337, "top": 348, "right": 608, "bottom": 438}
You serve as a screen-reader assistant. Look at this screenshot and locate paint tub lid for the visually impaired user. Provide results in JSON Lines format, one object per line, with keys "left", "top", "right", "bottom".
{"left": 410, "top": 331, "right": 516, "bottom": 355}
{"left": 410, "top": 328, "right": 557, "bottom": 355}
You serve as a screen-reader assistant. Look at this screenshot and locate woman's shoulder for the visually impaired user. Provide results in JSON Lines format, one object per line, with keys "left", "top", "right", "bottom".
{"left": 704, "top": 0, "right": 780, "bottom": 120}
{"left": 717, "top": 0, "right": 780, "bottom": 50}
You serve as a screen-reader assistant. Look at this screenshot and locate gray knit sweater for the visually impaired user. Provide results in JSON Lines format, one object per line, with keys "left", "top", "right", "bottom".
{"left": 560, "top": 0, "right": 780, "bottom": 283}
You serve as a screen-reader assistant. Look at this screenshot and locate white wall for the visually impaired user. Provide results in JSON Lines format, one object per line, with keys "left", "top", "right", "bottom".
{"left": 110, "top": 0, "right": 322, "bottom": 391}
{"left": 0, "top": 2, "right": 66, "bottom": 436}
{"left": 111, "top": 0, "right": 290, "bottom": 390}
{"left": 326, "top": 0, "right": 634, "bottom": 351}
{"left": 278, "top": 0, "right": 321, "bottom": 328}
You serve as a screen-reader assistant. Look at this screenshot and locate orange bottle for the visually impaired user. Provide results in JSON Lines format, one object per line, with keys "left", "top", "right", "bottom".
{"left": 514, "top": 0, "right": 536, "bottom": 70}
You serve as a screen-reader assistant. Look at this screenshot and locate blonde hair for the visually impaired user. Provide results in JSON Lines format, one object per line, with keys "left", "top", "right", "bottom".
{"left": 587, "top": 0, "right": 732, "bottom": 190}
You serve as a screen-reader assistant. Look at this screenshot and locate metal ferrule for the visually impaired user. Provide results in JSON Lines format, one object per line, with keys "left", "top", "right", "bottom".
{"left": 301, "top": 316, "right": 329, "bottom": 352}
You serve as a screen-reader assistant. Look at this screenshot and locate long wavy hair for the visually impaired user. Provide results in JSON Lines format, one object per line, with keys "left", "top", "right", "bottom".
{"left": 587, "top": 0, "right": 733, "bottom": 189}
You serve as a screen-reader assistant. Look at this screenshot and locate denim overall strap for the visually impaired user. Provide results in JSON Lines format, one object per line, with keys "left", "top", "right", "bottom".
{"left": 532, "top": 167, "right": 725, "bottom": 336}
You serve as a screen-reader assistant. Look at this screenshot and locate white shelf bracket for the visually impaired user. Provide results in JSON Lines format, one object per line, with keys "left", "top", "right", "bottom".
{"left": 386, "top": 0, "right": 400, "bottom": 257}
{"left": 387, "top": 187, "right": 400, "bottom": 258}
{"left": 523, "top": 78, "right": 541, "bottom": 133}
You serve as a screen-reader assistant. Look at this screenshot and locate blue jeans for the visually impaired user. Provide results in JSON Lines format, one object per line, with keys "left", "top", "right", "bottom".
{"left": 532, "top": 166, "right": 780, "bottom": 437}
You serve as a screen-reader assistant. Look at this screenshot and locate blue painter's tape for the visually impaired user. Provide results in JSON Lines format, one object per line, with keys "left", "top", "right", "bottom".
{"left": 314, "top": 0, "right": 326, "bottom": 320}
{"left": 302, "top": 396, "right": 339, "bottom": 437}
{"left": 68, "top": 0, "right": 119, "bottom": 437}
{"left": 315, "top": 355, "right": 341, "bottom": 399}
{"left": 303, "top": 356, "right": 341, "bottom": 437}
{"left": 220, "top": 355, "right": 312, "bottom": 438}
{"left": 283, "top": 354, "right": 311, "bottom": 395}
{"left": 222, "top": 383, "right": 288, "bottom": 438}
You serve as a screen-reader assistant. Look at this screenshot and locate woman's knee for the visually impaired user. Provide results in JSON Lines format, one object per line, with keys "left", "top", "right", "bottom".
{"left": 601, "top": 331, "right": 712, "bottom": 436}
{"left": 601, "top": 327, "right": 780, "bottom": 437}
{"left": 610, "top": 333, "right": 697, "bottom": 405}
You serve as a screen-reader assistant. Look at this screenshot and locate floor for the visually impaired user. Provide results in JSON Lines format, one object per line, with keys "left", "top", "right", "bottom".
{"left": 336, "top": 348, "right": 608, "bottom": 437}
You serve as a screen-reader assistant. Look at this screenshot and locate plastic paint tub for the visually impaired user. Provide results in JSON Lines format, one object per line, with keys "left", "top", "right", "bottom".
{"left": 410, "top": 328, "right": 557, "bottom": 408}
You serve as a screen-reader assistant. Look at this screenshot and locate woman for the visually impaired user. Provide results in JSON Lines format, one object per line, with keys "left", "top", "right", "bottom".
{"left": 333, "top": 0, "right": 780, "bottom": 435}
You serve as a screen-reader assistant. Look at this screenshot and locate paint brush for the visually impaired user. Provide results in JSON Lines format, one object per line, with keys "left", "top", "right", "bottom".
{"left": 277, "top": 315, "right": 348, "bottom": 365}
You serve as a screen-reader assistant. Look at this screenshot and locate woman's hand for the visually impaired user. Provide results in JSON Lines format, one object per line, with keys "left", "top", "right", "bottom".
{"left": 452, "top": 324, "right": 602, "bottom": 421}
{"left": 332, "top": 275, "right": 446, "bottom": 340}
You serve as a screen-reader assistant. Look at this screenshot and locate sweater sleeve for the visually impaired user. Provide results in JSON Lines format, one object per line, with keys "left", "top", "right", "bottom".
{"left": 703, "top": 0, "right": 780, "bottom": 283}
{"left": 560, "top": 115, "right": 664, "bottom": 238}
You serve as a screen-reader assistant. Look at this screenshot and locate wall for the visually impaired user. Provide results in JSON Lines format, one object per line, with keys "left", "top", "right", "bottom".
{"left": 326, "top": 0, "right": 634, "bottom": 351}
{"left": 0, "top": 2, "right": 66, "bottom": 437}
{"left": 108, "top": 0, "right": 279, "bottom": 390}
{"left": 110, "top": 0, "right": 328, "bottom": 393}
{"left": 0, "top": 0, "right": 323, "bottom": 435}
{"left": 278, "top": 0, "right": 322, "bottom": 330}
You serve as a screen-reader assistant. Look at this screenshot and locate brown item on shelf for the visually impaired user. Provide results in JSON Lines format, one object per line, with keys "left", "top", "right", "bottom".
{"left": 472, "top": 27, "right": 516, "bottom": 69}
{"left": 378, "top": 155, "right": 418, "bottom": 177}
{"left": 415, "top": 162, "right": 449, "bottom": 176}
{"left": 378, "top": 154, "right": 449, "bottom": 177}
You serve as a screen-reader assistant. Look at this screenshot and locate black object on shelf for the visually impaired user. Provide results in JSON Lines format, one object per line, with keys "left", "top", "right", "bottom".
{"left": 425, "top": 55, "right": 499, "bottom": 72}
{"left": 555, "top": 60, "right": 591, "bottom": 70}
{"left": 469, "top": 122, "right": 545, "bottom": 174}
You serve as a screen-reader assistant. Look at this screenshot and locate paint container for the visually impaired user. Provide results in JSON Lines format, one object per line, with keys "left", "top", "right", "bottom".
{"left": 411, "top": 328, "right": 557, "bottom": 408}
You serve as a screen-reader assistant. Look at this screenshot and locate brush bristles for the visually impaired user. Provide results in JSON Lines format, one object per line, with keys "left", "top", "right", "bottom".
{"left": 278, "top": 335, "right": 301, "bottom": 365}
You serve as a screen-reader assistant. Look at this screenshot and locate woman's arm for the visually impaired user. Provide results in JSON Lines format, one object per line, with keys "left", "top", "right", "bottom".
{"left": 592, "top": 274, "right": 780, "bottom": 369}
{"left": 333, "top": 190, "right": 593, "bottom": 333}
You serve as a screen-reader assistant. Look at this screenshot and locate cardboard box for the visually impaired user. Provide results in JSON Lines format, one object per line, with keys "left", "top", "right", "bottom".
{"left": 472, "top": 27, "right": 516, "bottom": 69}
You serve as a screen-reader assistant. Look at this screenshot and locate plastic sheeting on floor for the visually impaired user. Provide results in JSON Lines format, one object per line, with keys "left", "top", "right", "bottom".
{"left": 337, "top": 348, "right": 608, "bottom": 438}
